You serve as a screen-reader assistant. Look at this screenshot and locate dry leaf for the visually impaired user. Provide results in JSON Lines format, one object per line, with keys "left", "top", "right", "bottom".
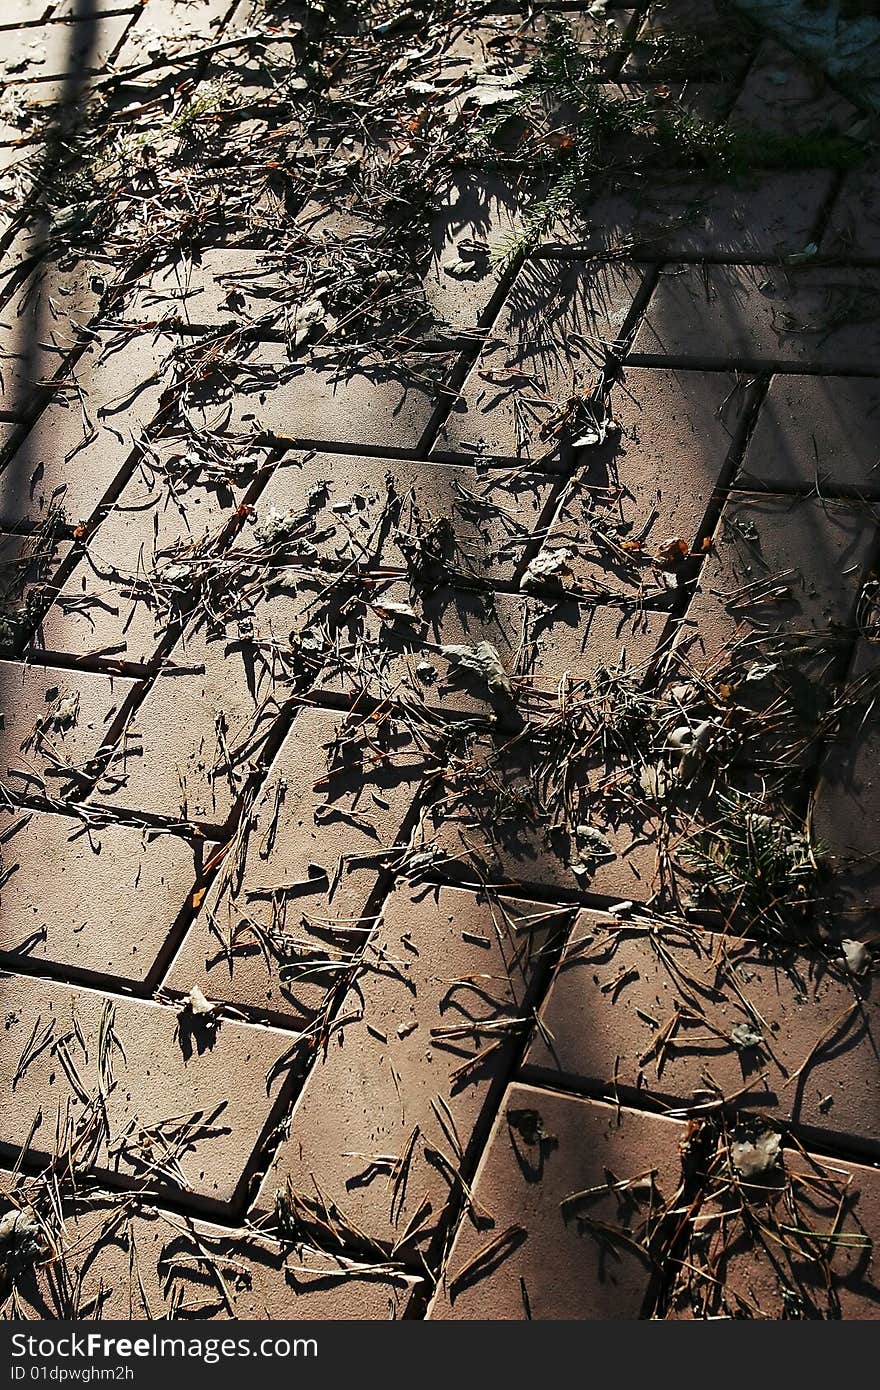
{"left": 730, "top": 1127, "right": 781, "bottom": 1178}
{"left": 439, "top": 641, "right": 512, "bottom": 697}
{"left": 654, "top": 537, "right": 689, "bottom": 570}
{"left": 842, "top": 938, "right": 870, "bottom": 975}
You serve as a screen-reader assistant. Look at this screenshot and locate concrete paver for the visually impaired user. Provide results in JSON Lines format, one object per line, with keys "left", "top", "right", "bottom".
{"left": 632, "top": 264, "right": 880, "bottom": 371}
{"left": 822, "top": 157, "right": 880, "bottom": 258}
{"left": 0, "top": 2, "right": 56, "bottom": 25}
{"left": 0, "top": 656, "right": 136, "bottom": 800}
{"left": 412, "top": 728, "right": 667, "bottom": 906}
{"left": 125, "top": 246, "right": 304, "bottom": 333}
{"left": 240, "top": 448, "right": 557, "bottom": 585}
{"left": 90, "top": 614, "right": 296, "bottom": 827}
{"left": 524, "top": 913, "right": 880, "bottom": 1154}
{"left": 624, "top": 0, "right": 758, "bottom": 78}
{"left": 317, "top": 582, "right": 669, "bottom": 717}
{"left": 729, "top": 39, "right": 862, "bottom": 136}
{"left": 0, "top": 528, "right": 70, "bottom": 652}
{"left": 0, "top": 803, "right": 197, "bottom": 980}
{"left": 428, "top": 1085, "right": 683, "bottom": 1319}
{"left": 433, "top": 259, "right": 648, "bottom": 466}
{"left": 297, "top": 172, "right": 541, "bottom": 337}
{"left": 663, "top": 1137, "right": 880, "bottom": 1319}
{"left": 0, "top": 330, "right": 173, "bottom": 530}
{"left": 251, "top": 887, "right": 573, "bottom": 1256}
{"left": 812, "top": 639, "right": 880, "bottom": 940}
{"left": 674, "top": 495, "right": 875, "bottom": 673}
{"left": 0, "top": 970, "right": 292, "bottom": 1204}
{"left": 114, "top": 0, "right": 233, "bottom": 66}
{"left": 164, "top": 706, "right": 427, "bottom": 1023}
{"left": 37, "top": 450, "right": 259, "bottom": 665}
{"left": 0, "top": 13, "right": 132, "bottom": 81}
{"left": 737, "top": 374, "right": 880, "bottom": 496}
{"left": 532, "top": 367, "right": 747, "bottom": 600}
{"left": 183, "top": 336, "right": 452, "bottom": 454}
{"left": 572, "top": 170, "right": 835, "bottom": 258}
{"left": 0, "top": 1181, "right": 414, "bottom": 1318}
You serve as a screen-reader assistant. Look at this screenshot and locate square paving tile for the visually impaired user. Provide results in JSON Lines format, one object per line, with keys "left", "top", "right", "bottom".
{"left": 0, "top": 970, "right": 291, "bottom": 1204}
{"left": 0, "top": 528, "right": 70, "bottom": 653}
{"left": 0, "top": 13, "right": 132, "bottom": 82}
{"left": 668, "top": 491, "right": 877, "bottom": 782}
{"left": 662, "top": 1138, "right": 880, "bottom": 1319}
{"left": 631, "top": 264, "right": 880, "bottom": 372}
{"left": 524, "top": 914, "right": 880, "bottom": 1154}
{"left": 181, "top": 336, "right": 452, "bottom": 454}
{"left": 113, "top": 0, "right": 231, "bottom": 66}
{"left": 250, "top": 886, "right": 574, "bottom": 1256}
{"left": 52, "top": 0, "right": 140, "bottom": 12}
{"left": 36, "top": 447, "right": 264, "bottom": 665}
{"left": 237, "top": 449, "right": 557, "bottom": 586}
{"left": 0, "top": 1, "right": 55, "bottom": 24}
{"left": 822, "top": 156, "right": 880, "bottom": 259}
{"left": 380, "top": 4, "right": 634, "bottom": 110}
{"left": 728, "top": 38, "right": 862, "bottom": 136}
{"left": 674, "top": 495, "right": 876, "bottom": 675}
{"left": 91, "top": 612, "right": 301, "bottom": 827}
{"left": 125, "top": 246, "right": 290, "bottom": 333}
{"left": 0, "top": 329, "right": 173, "bottom": 529}
{"left": 623, "top": 0, "right": 758, "bottom": 78}
{"left": 0, "top": 79, "right": 65, "bottom": 143}
{"left": 428, "top": 173, "right": 544, "bottom": 331}
{"left": 812, "top": 638, "right": 880, "bottom": 939}
{"left": 433, "top": 259, "right": 647, "bottom": 466}
{"left": 531, "top": 367, "right": 748, "bottom": 600}
{"left": 0, "top": 1181, "right": 413, "bottom": 1319}
{"left": 0, "top": 656, "right": 136, "bottom": 801}
{"left": 0, "top": 804, "right": 197, "bottom": 981}
{"left": 428, "top": 1085, "right": 684, "bottom": 1319}
{"left": 295, "top": 166, "right": 545, "bottom": 337}
{"left": 0, "top": 236, "right": 107, "bottom": 338}
{"left": 737, "top": 374, "right": 880, "bottom": 496}
{"left": 743, "top": 1145, "right": 880, "bottom": 1320}
{"left": 570, "top": 170, "right": 834, "bottom": 258}
{"left": 0, "top": 145, "right": 41, "bottom": 239}
{"left": 316, "top": 580, "right": 669, "bottom": 719}
{"left": 414, "top": 738, "right": 665, "bottom": 906}
{"left": 409, "top": 603, "right": 674, "bottom": 904}
{"left": 0, "top": 341, "right": 69, "bottom": 422}
{"left": 164, "top": 707, "right": 427, "bottom": 1024}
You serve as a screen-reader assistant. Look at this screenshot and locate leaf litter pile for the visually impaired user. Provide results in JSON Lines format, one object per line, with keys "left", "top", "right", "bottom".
{"left": 0, "top": 0, "right": 878, "bottom": 1321}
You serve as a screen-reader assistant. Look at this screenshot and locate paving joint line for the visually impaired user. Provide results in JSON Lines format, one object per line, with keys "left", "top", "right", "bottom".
{"left": 535, "top": 247, "right": 880, "bottom": 268}
{"left": 625, "top": 353, "right": 880, "bottom": 378}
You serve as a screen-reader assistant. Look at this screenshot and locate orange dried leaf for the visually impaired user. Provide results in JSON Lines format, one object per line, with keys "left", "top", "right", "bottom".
{"left": 655, "top": 537, "right": 689, "bottom": 570}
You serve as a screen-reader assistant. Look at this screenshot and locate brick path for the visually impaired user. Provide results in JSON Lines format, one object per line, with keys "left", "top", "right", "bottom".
{"left": 0, "top": 0, "right": 878, "bottom": 1320}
